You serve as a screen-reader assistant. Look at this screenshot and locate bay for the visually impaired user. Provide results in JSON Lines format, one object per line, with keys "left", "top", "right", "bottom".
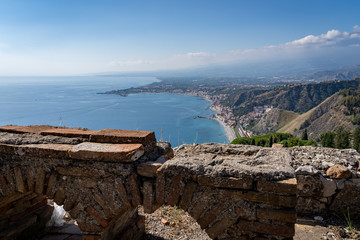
{"left": 0, "top": 76, "right": 228, "bottom": 146}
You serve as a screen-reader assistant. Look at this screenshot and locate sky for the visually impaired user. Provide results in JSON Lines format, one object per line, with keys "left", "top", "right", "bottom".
{"left": 0, "top": 0, "right": 359, "bottom": 76}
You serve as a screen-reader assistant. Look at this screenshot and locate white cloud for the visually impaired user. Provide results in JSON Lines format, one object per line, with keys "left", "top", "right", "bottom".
{"left": 184, "top": 52, "right": 215, "bottom": 57}
{"left": 285, "top": 28, "right": 360, "bottom": 48}
{"left": 354, "top": 25, "right": 360, "bottom": 32}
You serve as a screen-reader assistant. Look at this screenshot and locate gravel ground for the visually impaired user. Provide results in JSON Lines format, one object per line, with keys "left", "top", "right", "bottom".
{"left": 140, "top": 206, "right": 210, "bottom": 240}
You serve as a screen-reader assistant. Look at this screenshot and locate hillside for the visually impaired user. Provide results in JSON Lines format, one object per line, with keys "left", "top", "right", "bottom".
{"left": 251, "top": 108, "right": 299, "bottom": 135}
{"left": 227, "top": 78, "right": 360, "bottom": 116}
{"left": 278, "top": 92, "right": 357, "bottom": 139}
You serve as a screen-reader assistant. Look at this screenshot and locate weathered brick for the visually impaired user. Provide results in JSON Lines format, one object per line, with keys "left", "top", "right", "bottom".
{"left": 206, "top": 216, "right": 237, "bottom": 239}
{"left": 0, "top": 192, "right": 32, "bottom": 208}
{"left": 90, "top": 129, "right": 156, "bottom": 145}
{"left": 198, "top": 203, "right": 229, "bottom": 228}
{"left": 63, "top": 196, "right": 76, "bottom": 212}
{"left": 86, "top": 206, "right": 110, "bottom": 228}
{"left": 45, "top": 173, "right": 57, "bottom": 198}
{"left": 74, "top": 178, "right": 97, "bottom": 189}
{"left": 142, "top": 181, "right": 153, "bottom": 213}
{"left": 0, "top": 125, "right": 51, "bottom": 134}
{"left": 1, "top": 213, "right": 37, "bottom": 239}
{"left": 167, "top": 175, "right": 183, "bottom": 206}
{"left": 93, "top": 193, "right": 113, "bottom": 218}
{"left": 99, "top": 183, "right": 119, "bottom": 212}
{"left": 77, "top": 221, "right": 104, "bottom": 233}
{"left": 15, "top": 144, "right": 71, "bottom": 159}
{"left": 257, "top": 178, "right": 297, "bottom": 195}
{"left": 68, "top": 202, "right": 84, "bottom": 218}
{"left": 40, "top": 128, "right": 95, "bottom": 138}
{"left": 237, "top": 219, "right": 295, "bottom": 238}
{"left": 31, "top": 194, "right": 46, "bottom": 205}
{"left": 14, "top": 167, "right": 25, "bottom": 193}
{"left": 0, "top": 174, "right": 9, "bottom": 195}
{"left": 10, "top": 198, "right": 47, "bottom": 222}
{"left": 56, "top": 167, "right": 106, "bottom": 178}
{"left": 128, "top": 174, "right": 142, "bottom": 207}
{"left": 198, "top": 175, "right": 253, "bottom": 190}
{"left": 155, "top": 171, "right": 165, "bottom": 206}
{"left": 26, "top": 167, "right": 35, "bottom": 192}
{"left": 69, "top": 142, "right": 144, "bottom": 162}
{"left": 35, "top": 168, "right": 45, "bottom": 194}
{"left": 3, "top": 166, "right": 15, "bottom": 193}
{"left": 53, "top": 188, "right": 66, "bottom": 206}
{"left": 81, "top": 235, "right": 101, "bottom": 240}
{"left": 227, "top": 190, "right": 297, "bottom": 208}
{"left": 114, "top": 179, "right": 131, "bottom": 208}
{"left": 179, "top": 181, "right": 197, "bottom": 211}
{"left": 257, "top": 208, "right": 296, "bottom": 224}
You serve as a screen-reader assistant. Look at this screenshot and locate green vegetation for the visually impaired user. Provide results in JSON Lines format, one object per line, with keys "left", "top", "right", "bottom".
{"left": 231, "top": 132, "right": 317, "bottom": 147}
{"left": 301, "top": 129, "right": 308, "bottom": 141}
{"left": 340, "top": 88, "right": 360, "bottom": 125}
{"left": 320, "top": 131, "right": 336, "bottom": 148}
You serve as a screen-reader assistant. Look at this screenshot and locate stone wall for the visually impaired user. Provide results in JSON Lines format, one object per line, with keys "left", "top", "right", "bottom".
{"left": 0, "top": 125, "right": 359, "bottom": 240}
{"left": 290, "top": 147, "right": 360, "bottom": 219}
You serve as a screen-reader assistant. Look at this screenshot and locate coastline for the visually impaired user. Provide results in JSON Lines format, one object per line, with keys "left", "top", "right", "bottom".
{"left": 209, "top": 106, "right": 237, "bottom": 143}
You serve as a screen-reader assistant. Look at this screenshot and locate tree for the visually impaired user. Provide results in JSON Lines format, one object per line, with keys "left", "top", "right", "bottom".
{"left": 250, "top": 138, "right": 256, "bottom": 145}
{"left": 269, "top": 136, "right": 273, "bottom": 147}
{"left": 320, "top": 132, "right": 336, "bottom": 148}
{"left": 353, "top": 126, "right": 360, "bottom": 152}
{"left": 335, "top": 126, "right": 351, "bottom": 149}
{"left": 301, "top": 129, "right": 308, "bottom": 141}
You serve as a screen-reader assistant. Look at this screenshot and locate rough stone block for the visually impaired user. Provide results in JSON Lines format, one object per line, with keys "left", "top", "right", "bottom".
{"left": 114, "top": 179, "right": 132, "bottom": 208}
{"left": 257, "top": 208, "right": 296, "bottom": 224}
{"left": 81, "top": 234, "right": 101, "bottom": 240}
{"left": 128, "top": 174, "right": 142, "bottom": 207}
{"left": 198, "top": 203, "right": 229, "bottom": 228}
{"left": 257, "top": 178, "right": 297, "bottom": 195}
{"left": 90, "top": 129, "right": 156, "bottom": 145}
{"left": 319, "top": 175, "right": 336, "bottom": 197}
{"left": 229, "top": 190, "right": 297, "bottom": 208}
{"left": 45, "top": 173, "right": 57, "bottom": 198}
{"left": 142, "top": 181, "right": 153, "bottom": 213}
{"left": 296, "top": 175, "right": 323, "bottom": 198}
{"left": 206, "top": 216, "right": 238, "bottom": 239}
{"left": 198, "top": 175, "right": 253, "bottom": 190}
{"left": 35, "top": 168, "right": 45, "bottom": 194}
{"left": 3, "top": 166, "right": 15, "bottom": 194}
{"left": 179, "top": 181, "right": 197, "bottom": 211}
{"left": 137, "top": 162, "right": 162, "bottom": 178}
{"left": 15, "top": 144, "right": 72, "bottom": 159}
{"left": 167, "top": 175, "right": 183, "bottom": 206}
{"left": 155, "top": 171, "right": 165, "bottom": 206}
{"left": 26, "top": 167, "right": 35, "bottom": 192}
{"left": 237, "top": 220, "right": 295, "bottom": 238}
{"left": 326, "top": 164, "right": 352, "bottom": 179}
{"left": 69, "top": 142, "right": 144, "bottom": 162}
{"left": 14, "top": 167, "right": 25, "bottom": 193}
{"left": 54, "top": 188, "right": 66, "bottom": 206}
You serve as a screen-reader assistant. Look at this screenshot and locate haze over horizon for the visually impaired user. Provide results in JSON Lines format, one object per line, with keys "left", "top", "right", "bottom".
{"left": 0, "top": 0, "right": 359, "bottom": 76}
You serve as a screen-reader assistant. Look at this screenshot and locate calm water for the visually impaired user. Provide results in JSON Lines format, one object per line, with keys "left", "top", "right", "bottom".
{"left": 0, "top": 76, "right": 228, "bottom": 146}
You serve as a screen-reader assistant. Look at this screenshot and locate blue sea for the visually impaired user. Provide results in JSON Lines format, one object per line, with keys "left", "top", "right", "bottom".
{"left": 0, "top": 76, "right": 228, "bottom": 147}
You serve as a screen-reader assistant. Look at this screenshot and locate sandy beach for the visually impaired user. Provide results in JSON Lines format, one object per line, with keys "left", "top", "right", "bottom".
{"left": 209, "top": 105, "right": 237, "bottom": 142}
